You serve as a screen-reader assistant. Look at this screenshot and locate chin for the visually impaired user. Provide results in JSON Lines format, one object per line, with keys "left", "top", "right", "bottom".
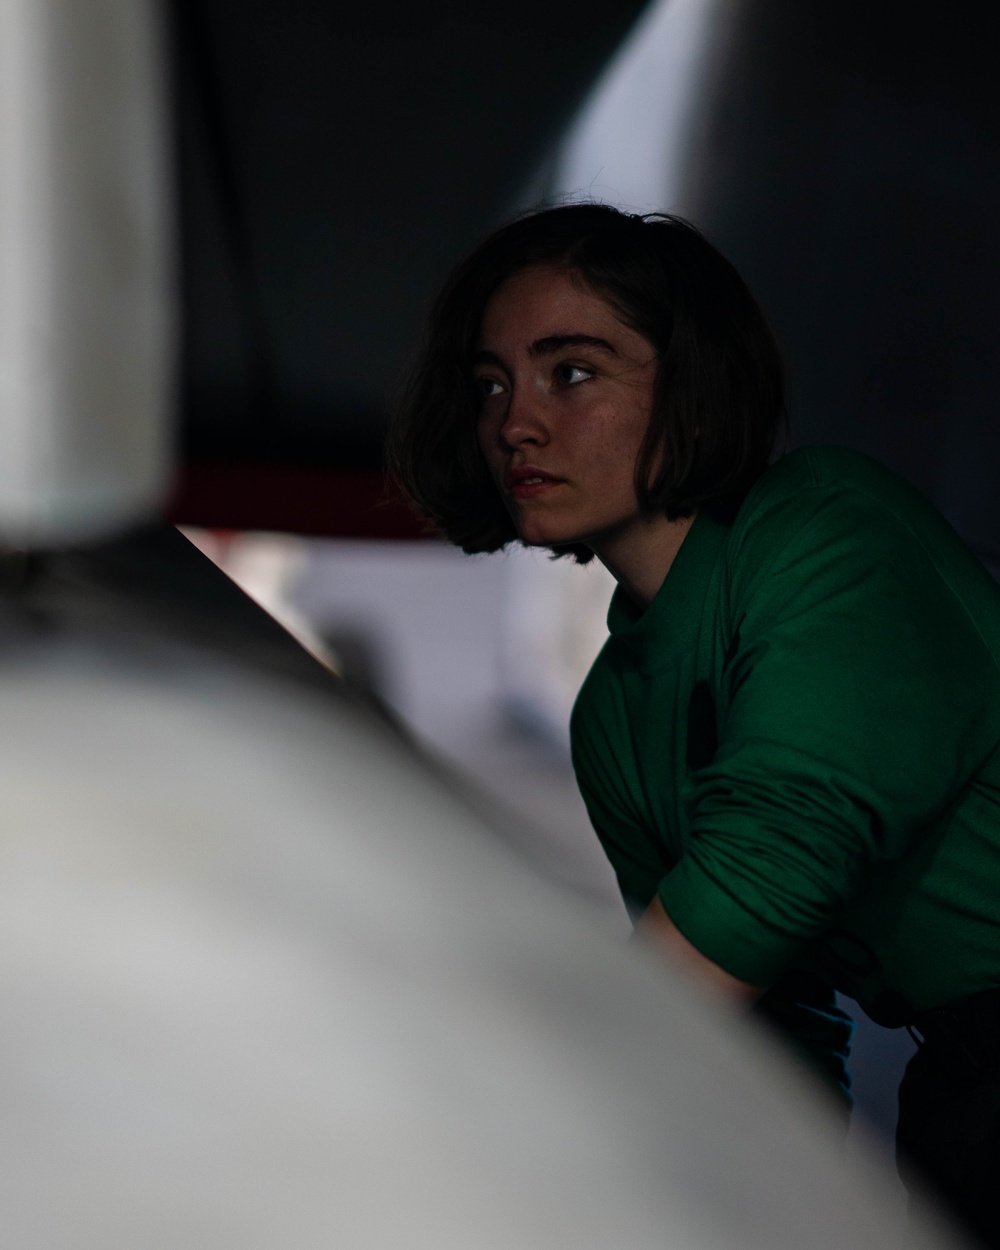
{"left": 515, "top": 522, "right": 588, "bottom": 549}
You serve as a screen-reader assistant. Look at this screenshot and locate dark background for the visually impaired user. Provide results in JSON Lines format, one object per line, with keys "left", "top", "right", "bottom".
{"left": 167, "top": 0, "right": 1000, "bottom": 561}
{"left": 686, "top": 1, "right": 1000, "bottom": 573}
{"left": 167, "top": 0, "right": 649, "bottom": 533}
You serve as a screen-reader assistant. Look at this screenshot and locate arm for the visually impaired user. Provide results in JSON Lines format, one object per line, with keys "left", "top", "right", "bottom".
{"left": 634, "top": 894, "right": 765, "bottom": 1006}
{"left": 658, "top": 484, "right": 1000, "bottom": 992}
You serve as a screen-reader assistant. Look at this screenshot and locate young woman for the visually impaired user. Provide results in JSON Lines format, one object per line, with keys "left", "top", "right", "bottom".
{"left": 388, "top": 203, "right": 1000, "bottom": 1245}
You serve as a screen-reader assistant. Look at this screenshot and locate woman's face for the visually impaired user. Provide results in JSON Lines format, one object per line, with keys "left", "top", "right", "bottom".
{"left": 474, "top": 264, "right": 659, "bottom": 558}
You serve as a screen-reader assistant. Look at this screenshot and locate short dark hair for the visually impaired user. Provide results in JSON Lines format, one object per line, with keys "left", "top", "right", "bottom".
{"left": 387, "top": 203, "right": 786, "bottom": 562}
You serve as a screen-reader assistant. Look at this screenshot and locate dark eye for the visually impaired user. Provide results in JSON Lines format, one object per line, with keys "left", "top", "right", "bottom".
{"left": 555, "top": 363, "right": 592, "bottom": 386}
{"left": 473, "top": 375, "right": 504, "bottom": 401}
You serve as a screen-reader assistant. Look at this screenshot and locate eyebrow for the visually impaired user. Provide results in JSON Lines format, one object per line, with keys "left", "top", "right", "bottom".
{"left": 529, "top": 333, "right": 618, "bottom": 358}
{"left": 472, "top": 333, "right": 618, "bottom": 368}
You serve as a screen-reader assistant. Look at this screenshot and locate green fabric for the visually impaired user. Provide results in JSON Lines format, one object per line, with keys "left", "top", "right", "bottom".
{"left": 571, "top": 447, "right": 1000, "bottom": 1024}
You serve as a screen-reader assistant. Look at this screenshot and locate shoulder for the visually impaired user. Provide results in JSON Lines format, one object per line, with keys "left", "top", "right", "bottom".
{"left": 727, "top": 446, "right": 956, "bottom": 579}
{"left": 738, "top": 446, "right": 922, "bottom": 526}
{"left": 722, "top": 447, "right": 1000, "bottom": 663}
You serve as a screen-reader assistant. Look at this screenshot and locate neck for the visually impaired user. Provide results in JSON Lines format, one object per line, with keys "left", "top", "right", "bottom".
{"left": 593, "top": 512, "right": 697, "bottom": 610}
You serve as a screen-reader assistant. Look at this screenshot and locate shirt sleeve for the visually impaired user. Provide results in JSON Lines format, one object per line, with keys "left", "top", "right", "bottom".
{"left": 659, "top": 483, "right": 1000, "bottom": 987}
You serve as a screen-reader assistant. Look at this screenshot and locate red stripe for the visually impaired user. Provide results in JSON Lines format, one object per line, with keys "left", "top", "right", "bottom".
{"left": 164, "top": 465, "right": 431, "bottom": 539}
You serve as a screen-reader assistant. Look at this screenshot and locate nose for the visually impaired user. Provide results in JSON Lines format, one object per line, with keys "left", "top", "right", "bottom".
{"left": 497, "top": 382, "right": 550, "bottom": 450}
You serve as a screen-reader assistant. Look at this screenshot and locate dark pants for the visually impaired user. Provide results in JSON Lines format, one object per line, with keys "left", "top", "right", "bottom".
{"left": 897, "top": 988, "right": 1000, "bottom": 1248}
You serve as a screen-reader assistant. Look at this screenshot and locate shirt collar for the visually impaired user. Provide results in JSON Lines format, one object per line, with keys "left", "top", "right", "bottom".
{"left": 606, "top": 510, "right": 730, "bottom": 670}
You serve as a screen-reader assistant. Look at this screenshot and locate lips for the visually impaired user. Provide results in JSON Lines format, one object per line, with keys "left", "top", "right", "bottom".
{"left": 505, "top": 465, "right": 564, "bottom": 493}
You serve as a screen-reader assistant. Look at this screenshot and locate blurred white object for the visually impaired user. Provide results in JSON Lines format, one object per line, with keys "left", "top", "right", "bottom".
{"left": 0, "top": 639, "right": 962, "bottom": 1249}
{"left": 547, "top": 0, "right": 730, "bottom": 214}
{"left": 500, "top": 544, "right": 616, "bottom": 746}
{"left": 0, "top": 0, "right": 172, "bottom": 545}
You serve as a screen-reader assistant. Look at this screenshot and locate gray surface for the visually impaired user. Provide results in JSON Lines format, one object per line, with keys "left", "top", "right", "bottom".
{"left": 293, "top": 539, "right": 625, "bottom": 922}
{"left": 0, "top": 544, "right": 960, "bottom": 1248}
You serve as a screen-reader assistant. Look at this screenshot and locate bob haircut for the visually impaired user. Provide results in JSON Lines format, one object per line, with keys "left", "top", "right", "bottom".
{"left": 387, "top": 203, "right": 786, "bottom": 562}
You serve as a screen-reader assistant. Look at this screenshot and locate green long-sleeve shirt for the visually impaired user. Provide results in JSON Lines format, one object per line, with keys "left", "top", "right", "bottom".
{"left": 571, "top": 447, "right": 1000, "bottom": 1026}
